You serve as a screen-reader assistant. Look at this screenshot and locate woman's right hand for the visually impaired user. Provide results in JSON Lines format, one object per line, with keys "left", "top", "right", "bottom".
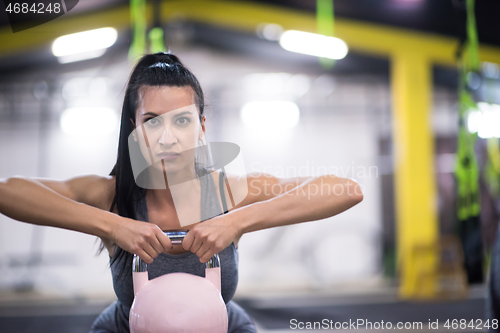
{"left": 109, "top": 217, "right": 172, "bottom": 264}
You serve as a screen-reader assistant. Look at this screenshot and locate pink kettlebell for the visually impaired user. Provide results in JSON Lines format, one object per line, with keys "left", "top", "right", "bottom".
{"left": 129, "top": 231, "right": 228, "bottom": 333}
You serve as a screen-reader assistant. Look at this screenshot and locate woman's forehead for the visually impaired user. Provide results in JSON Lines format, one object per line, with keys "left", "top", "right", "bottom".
{"left": 137, "top": 85, "right": 196, "bottom": 115}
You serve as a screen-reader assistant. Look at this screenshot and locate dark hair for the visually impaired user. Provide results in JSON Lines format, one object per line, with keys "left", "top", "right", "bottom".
{"left": 100, "top": 52, "right": 206, "bottom": 275}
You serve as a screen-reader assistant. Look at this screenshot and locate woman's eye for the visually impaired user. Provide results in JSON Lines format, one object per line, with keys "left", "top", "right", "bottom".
{"left": 176, "top": 117, "right": 190, "bottom": 125}
{"left": 145, "top": 117, "right": 160, "bottom": 126}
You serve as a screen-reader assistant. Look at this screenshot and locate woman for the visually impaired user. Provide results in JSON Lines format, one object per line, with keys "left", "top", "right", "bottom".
{"left": 0, "top": 52, "right": 364, "bottom": 332}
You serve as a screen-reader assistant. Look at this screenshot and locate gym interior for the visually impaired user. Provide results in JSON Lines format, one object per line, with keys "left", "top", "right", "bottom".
{"left": 1, "top": 0, "right": 500, "bottom": 332}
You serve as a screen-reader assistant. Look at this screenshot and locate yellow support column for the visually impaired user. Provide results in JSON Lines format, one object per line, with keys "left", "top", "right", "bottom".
{"left": 391, "top": 51, "right": 439, "bottom": 298}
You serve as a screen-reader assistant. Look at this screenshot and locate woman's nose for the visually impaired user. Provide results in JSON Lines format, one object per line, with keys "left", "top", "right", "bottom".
{"left": 158, "top": 125, "right": 177, "bottom": 146}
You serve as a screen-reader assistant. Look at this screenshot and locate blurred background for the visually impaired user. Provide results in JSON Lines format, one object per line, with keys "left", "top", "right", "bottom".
{"left": 0, "top": 0, "right": 500, "bottom": 332}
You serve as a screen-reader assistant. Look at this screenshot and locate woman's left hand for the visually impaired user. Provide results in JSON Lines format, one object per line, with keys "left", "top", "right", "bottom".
{"left": 182, "top": 212, "right": 241, "bottom": 263}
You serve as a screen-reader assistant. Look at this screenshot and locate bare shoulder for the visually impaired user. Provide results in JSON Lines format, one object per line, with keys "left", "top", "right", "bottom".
{"left": 208, "top": 170, "right": 255, "bottom": 210}
{"left": 33, "top": 174, "right": 117, "bottom": 256}
{"left": 74, "top": 175, "right": 116, "bottom": 211}
{"left": 36, "top": 174, "right": 116, "bottom": 211}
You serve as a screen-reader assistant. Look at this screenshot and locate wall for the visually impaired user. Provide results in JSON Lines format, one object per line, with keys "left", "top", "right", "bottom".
{"left": 0, "top": 45, "right": 391, "bottom": 299}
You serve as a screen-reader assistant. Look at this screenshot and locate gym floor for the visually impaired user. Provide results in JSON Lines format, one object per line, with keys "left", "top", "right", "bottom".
{"left": 0, "top": 286, "right": 488, "bottom": 333}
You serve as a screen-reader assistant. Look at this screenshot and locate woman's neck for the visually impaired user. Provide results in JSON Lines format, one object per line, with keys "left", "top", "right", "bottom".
{"left": 146, "top": 166, "right": 200, "bottom": 208}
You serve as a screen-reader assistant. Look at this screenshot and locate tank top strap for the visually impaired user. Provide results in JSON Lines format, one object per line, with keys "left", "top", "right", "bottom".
{"left": 200, "top": 169, "right": 225, "bottom": 221}
{"left": 219, "top": 170, "right": 229, "bottom": 214}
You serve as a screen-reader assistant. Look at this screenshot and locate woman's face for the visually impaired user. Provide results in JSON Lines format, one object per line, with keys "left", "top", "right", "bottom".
{"left": 131, "top": 85, "right": 205, "bottom": 178}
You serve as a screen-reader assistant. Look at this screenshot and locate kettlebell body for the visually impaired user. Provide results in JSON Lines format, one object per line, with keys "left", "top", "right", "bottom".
{"left": 129, "top": 231, "right": 228, "bottom": 333}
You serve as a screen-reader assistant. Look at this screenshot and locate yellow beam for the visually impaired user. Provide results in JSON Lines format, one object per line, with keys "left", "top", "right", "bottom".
{"left": 391, "top": 50, "right": 439, "bottom": 298}
{"left": 160, "top": 0, "right": 500, "bottom": 65}
{"left": 162, "top": 0, "right": 461, "bottom": 65}
{"left": 2, "top": 0, "right": 500, "bottom": 65}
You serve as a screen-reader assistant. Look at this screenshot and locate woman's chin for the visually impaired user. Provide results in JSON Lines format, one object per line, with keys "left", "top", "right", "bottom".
{"left": 149, "top": 161, "right": 190, "bottom": 175}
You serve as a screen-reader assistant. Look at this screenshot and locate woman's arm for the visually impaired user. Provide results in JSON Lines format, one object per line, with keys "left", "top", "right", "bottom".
{"left": 0, "top": 176, "right": 115, "bottom": 238}
{"left": 183, "top": 172, "right": 363, "bottom": 263}
{"left": 0, "top": 176, "right": 171, "bottom": 263}
{"left": 236, "top": 174, "right": 363, "bottom": 233}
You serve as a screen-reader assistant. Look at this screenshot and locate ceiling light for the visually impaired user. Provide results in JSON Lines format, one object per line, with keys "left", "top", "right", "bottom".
{"left": 279, "top": 30, "right": 348, "bottom": 60}
{"left": 52, "top": 27, "right": 117, "bottom": 63}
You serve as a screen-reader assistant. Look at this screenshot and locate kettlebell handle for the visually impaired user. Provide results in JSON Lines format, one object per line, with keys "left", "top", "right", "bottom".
{"left": 132, "top": 231, "right": 221, "bottom": 273}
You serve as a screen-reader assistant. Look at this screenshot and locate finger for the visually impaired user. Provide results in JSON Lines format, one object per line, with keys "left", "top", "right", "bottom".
{"left": 150, "top": 236, "right": 165, "bottom": 255}
{"left": 182, "top": 230, "right": 194, "bottom": 251}
{"left": 196, "top": 242, "right": 210, "bottom": 258}
{"left": 155, "top": 228, "right": 172, "bottom": 251}
{"left": 142, "top": 242, "right": 159, "bottom": 260}
{"left": 149, "top": 226, "right": 165, "bottom": 254}
{"left": 137, "top": 249, "right": 154, "bottom": 264}
{"left": 190, "top": 235, "right": 204, "bottom": 254}
{"left": 199, "top": 249, "right": 214, "bottom": 264}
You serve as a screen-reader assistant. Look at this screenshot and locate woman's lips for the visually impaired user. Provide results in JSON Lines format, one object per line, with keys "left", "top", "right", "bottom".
{"left": 157, "top": 153, "right": 180, "bottom": 161}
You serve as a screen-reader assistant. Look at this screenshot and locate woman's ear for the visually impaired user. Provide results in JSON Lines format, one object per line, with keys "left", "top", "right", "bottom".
{"left": 199, "top": 116, "right": 206, "bottom": 141}
{"left": 130, "top": 118, "right": 138, "bottom": 142}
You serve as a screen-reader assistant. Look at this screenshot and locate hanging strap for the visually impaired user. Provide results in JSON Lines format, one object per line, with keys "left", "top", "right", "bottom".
{"left": 219, "top": 170, "right": 228, "bottom": 214}
{"left": 129, "top": 0, "right": 147, "bottom": 60}
{"left": 316, "top": 0, "right": 336, "bottom": 69}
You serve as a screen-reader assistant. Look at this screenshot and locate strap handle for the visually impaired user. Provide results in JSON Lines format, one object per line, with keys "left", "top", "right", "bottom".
{"left": 132, "top": 231, "right": 221, "bottom": 273}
